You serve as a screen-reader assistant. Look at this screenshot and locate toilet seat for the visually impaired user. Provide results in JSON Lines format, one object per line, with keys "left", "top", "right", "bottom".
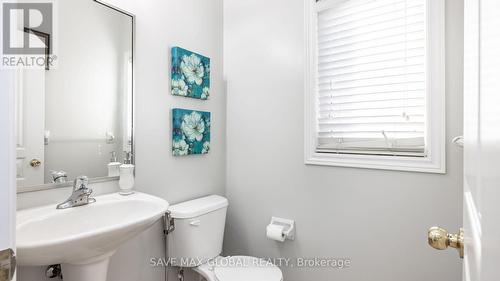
{"left": 194, "top": 256, "right": 283, "bottom": 281}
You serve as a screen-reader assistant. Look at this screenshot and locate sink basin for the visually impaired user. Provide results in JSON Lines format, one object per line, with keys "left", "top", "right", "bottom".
{"left": 17, "top": 192, "right": 169, "bottom": 281}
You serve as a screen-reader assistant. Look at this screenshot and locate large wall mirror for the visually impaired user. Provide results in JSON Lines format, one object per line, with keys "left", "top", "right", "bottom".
{"left": 16, "top": 0, "right": 134, "bottom": 192}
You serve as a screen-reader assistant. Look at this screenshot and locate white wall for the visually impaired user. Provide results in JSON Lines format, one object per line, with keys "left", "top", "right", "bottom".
{"left": 17, "top": 0, "right": 224, "bottom": 280}
{"left": 105, "top": 0, "right": 226, "bottom": 204}
{"left": 119, "top": 2, "right": 226, "bottom": 278}
{"left": 223, "top": 1, "right": 463, "bottom": 281}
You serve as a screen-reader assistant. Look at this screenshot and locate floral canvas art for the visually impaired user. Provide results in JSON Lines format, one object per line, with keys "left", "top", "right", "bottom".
{"left": 172, "top": 108, "right": 211, "bottom": 156}
{"left": 171, "top": 47, "right": 210, "bottom": 100}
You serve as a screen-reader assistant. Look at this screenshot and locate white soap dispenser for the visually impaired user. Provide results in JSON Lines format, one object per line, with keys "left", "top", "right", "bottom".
{"left": 119, "top": 151, "right": 135, "bottom": 195}
{"left": 107, "top": 151, "right": 121, "bottom": 177}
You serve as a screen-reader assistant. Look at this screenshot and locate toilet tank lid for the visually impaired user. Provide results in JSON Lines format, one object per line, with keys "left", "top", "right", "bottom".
{"left": 169, "top": 195, "right": 228, "bottom": 219}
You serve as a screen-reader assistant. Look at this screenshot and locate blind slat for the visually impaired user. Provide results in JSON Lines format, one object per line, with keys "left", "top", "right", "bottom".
{"left": 318, "top": 107, "right": 425, "bottom": 119}
{"left": 318, "top": 29, "right": 424, "bottom": 52}
{"left": 319, "top": 40, "right": 424, "bottom": 60}
{"left": 318, "top": 76, "right": 425, "bottom": 92}
{"left": 320, "top": 89, "right": 423, "bottom": 101}
{"left": 318, "top": 132, "right": 424, "bottom": 139}
{"left": 318, "top": 114, "right": 424, "bottom": 122}
{"left": 319, "top": 58, "right": 424, "bottom": 76}
{"left": 319, "top": 51, "right": 424, "bottom": 69}
{"left": 319, "top": 6, "right": 424, "bottom": 31}
{"left": 319, "top": 0, "right": 422, "bottom": 23}
{"left": 318, "top": 82, "right": 425, "bottom": 96}
{"left": 318, "top": 17, "right": 424, "bottom": 43}
{"left": 319, "top": 105, "right": 424, "bottom": 114}
{"left": 319, "top": 88, "right": 424, "bottom": 98}
{"left": 317, "top": 0, "right": 419, "bottom": 14}
{"left": 319, "top": 67, "right": 425, "bottom": 85}
{"left": 320, "top": 94, "right": 425, "bottom": 107}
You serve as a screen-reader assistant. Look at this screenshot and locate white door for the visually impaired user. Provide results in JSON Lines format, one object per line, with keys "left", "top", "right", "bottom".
{"left": 463, "top": 0, "right": 500, "bottom": 280}
{"left": 428, "top": 1, "right": 500, "bottom": 280}
{"left": 0, "top": 70, "right": 18, "bottom": 281}
{"left": 15, "top": 69, "right": 45, "bottom": 187}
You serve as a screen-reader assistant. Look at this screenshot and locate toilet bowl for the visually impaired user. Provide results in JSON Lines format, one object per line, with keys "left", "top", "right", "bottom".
{"left": 167, "top": 195, "right": 284, "bottom": 281}
{"left": 194, "top": 256, "right": 283, "bottom": 281}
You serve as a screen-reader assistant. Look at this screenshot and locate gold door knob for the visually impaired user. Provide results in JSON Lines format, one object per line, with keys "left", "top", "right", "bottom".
{"left": 30, "top": 159, "right": 42, "bottom": 168}
{"left": 428, "top": 226, "right": 464, "bottom": 258}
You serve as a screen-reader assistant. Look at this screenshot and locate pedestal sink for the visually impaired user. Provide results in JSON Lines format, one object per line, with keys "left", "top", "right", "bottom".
{"left": 17, "top": 192, "right": 169, "bottom": 281}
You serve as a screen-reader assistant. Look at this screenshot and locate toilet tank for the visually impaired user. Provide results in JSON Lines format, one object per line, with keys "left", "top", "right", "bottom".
{"left": 167, "top": 195, "right": 228, "bottom": 267}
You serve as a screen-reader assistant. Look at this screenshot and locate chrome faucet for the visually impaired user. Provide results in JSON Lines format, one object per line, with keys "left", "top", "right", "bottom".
{"left": 56, "top": 176, "right": 96, "bottom": 209}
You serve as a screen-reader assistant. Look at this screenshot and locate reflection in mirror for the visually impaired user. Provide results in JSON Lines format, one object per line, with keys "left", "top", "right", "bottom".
{"left": 16, "top": 0, "right": 134, "bottom": 191}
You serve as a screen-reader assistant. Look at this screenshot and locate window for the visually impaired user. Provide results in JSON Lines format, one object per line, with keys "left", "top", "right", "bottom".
{"left": 305, "top": 0, "right": 445, "bottom": 173}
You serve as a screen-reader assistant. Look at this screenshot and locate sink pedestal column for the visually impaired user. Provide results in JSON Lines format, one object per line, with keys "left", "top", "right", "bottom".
{"left": 62, "top": 258, "right": 110, "bottom": 281}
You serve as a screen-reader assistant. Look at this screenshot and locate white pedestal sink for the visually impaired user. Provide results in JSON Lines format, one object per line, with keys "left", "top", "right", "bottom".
{"left": 16, "top": 192, "right": 169, "bottom": 281}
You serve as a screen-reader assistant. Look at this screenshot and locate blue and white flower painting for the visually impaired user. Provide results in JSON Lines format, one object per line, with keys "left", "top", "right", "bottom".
{"left": 171, "top": 47, "right": 210, "bottom": 100}
{"left": 172, "top": 108, "right": 211, "bottom": 156}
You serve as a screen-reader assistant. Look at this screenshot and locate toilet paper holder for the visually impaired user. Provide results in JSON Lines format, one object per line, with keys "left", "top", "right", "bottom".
{"left": 268, "top": 217, "right": 295, "bottom": 241}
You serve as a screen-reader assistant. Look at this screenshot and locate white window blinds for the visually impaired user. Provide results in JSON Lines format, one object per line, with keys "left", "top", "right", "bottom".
{"left": 316, "top": 0, "right": 427, "bottom": 156}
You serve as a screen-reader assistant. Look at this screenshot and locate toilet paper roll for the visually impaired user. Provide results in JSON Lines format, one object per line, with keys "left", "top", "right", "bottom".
{"left": 266, "top": 224, "right": 286, "bottom": 242}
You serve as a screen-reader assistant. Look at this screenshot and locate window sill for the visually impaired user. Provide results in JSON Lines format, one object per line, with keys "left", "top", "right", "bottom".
{"left": 305, "top": 152, "right": 446, "bottom": 174}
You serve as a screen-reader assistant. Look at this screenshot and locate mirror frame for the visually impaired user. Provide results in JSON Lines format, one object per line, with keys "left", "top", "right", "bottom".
{"left": 17, "top": 0, "right": 136, "bottom": 194}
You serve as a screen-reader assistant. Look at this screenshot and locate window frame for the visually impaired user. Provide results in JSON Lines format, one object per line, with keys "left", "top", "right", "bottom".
{"left": 304, "top": 0, "right": 446, "bottom": 173}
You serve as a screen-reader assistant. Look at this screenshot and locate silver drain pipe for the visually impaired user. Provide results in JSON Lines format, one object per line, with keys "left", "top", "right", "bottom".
{"left": 177, "top": 268, "right": 184, "bottom": 281}
{"left": 163, "top": 211, "right": 176, "bottom": 281}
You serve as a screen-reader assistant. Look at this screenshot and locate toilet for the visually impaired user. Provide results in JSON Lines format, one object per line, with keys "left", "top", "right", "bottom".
{"left": 167, "top": 195, "right": 284, "bottom": 281}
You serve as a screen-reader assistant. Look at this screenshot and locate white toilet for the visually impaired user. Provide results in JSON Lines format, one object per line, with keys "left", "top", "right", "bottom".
{"left": 167, "top": 195, "right": 284, "bottom": 281}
